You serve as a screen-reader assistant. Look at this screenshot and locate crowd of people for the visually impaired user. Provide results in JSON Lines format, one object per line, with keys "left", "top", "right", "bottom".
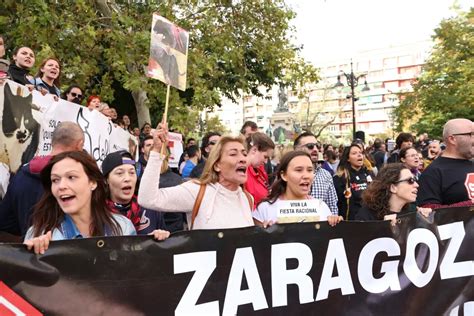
{"left": 0, "top": 41, "right": 150, "bottom": 139}
{"left": 0, "top": 39, "right": 473, "bottom": 256}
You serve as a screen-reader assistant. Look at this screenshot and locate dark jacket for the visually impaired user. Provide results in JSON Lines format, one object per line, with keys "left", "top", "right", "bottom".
{"left": 8, "top": 64, "right": 31, "bottom": 85}
{"left": 0, "top": 156, "right": 51, "bottom": 237}
{"left": 355, "top": 204, "right": 415, "bottom": 221}
{"left": 190, "top": 160, "right": 206, "bottom": 179}
{"left": 159, "top": 169, "right": 186, "bottom": 232}
{"left": 107, "top": 195, "right": 165, "bottom": 235}
{"left": 333, "top": 167, "right": 374, "bottom": 220}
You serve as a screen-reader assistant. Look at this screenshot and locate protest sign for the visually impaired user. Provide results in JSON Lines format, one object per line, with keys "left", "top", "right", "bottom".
{"left": 147, "top": 13, "right": 189, "bottom": 91}
{"left": 277, "top": 199, "right": 332, "bottom": 223}
{"left": 1, "top": 207, "right": 472, "bottom": 315}
{"left": 167, "top": 131, "right": 183, "bottom": 168}
{"left": 0, "top": 81, "right": 42, "bottom": 173}
{"left": 0, "top": 80, "right": 135, "bottom": 172}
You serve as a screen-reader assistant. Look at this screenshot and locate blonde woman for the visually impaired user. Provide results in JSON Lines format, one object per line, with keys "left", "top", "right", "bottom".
{"left": 138, "top": 123, "right": 254, "bottom": 230}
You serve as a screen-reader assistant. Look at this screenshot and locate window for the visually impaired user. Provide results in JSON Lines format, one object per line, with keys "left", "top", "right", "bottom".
{"left": 384, "top": 81, "right": 399, "bottom": 91}
{"left": 370, "top": 59, "right": 383, "bottom": 70}
{"left": 383, "top": 57, "right": 397, "bottom": 68}
{"left": 398, "top": 55, "right": 413, "bottom": 66}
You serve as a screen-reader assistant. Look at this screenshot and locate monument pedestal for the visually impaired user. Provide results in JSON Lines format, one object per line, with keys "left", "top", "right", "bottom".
{"left": 270, "top": 111, "right": 295, "bottom": 144}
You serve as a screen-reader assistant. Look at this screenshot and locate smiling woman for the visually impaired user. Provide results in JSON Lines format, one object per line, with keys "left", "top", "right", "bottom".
{"left": 138, "top": 123, "right": 254, "bottom": 230}
{"left": 23, "top": 151, "right": 136, "bottom": 254}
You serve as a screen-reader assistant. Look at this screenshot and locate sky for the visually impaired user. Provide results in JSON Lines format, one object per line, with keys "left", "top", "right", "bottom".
{"left": 287, "top": 0, "right": 471, "bottom": 65}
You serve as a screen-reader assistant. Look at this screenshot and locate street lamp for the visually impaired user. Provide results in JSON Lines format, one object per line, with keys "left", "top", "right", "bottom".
{"left": 334, "top": 60, "right": 370, "bottom": 140}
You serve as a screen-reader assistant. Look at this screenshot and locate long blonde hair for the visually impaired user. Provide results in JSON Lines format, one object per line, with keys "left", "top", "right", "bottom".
{"left": 199, "top": 136, "right": 246, "bottom": 185}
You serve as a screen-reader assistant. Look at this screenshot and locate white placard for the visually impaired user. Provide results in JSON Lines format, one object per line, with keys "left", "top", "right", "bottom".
{"left": 277, "top": 199, "right": 332, "bottom": 223}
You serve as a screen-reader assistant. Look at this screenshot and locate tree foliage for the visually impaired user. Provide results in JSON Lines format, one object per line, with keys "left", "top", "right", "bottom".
{"left": 1, "top": 0, "right": 311, "bottom": 135}
{"left": 394, "top": 8, "right": 474, "bottom": 137}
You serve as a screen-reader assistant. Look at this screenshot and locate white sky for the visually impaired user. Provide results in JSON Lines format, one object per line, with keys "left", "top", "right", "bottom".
{"left": 287, "top": 0, "right": 471, "bottom": 65}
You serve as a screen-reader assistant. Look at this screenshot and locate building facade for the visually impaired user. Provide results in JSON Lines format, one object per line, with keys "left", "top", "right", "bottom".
{"left": 208, "top": 41, "right": 432, "bottom": 141}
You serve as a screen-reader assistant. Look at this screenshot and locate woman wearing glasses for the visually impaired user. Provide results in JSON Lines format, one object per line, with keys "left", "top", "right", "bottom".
{"left": 356, "top": 163, "right": 431, "bottom": 221}
{"left": 399, "top": 147, "right": 421, "bottom": 179}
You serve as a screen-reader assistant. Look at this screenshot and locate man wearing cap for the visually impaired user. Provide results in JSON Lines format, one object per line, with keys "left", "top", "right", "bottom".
{"left": 102, "top": 150, "right": 169, "bottom": 236}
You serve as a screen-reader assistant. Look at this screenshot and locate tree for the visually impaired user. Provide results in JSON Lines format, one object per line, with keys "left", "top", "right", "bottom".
{"left": 1, "top": 0, "right": 309, "bottom": 136}
{"left": 394, "top": 8, "right": 474, "bottom": 137}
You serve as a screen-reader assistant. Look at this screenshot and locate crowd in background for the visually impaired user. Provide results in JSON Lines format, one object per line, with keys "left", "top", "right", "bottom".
{"left": 0, "top": 39, "right": 473, "bottom": 255}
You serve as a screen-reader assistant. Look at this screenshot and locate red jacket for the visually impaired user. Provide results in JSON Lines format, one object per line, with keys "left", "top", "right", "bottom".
{"left": 244, "top": 165, "right": 269, "bottom": 210}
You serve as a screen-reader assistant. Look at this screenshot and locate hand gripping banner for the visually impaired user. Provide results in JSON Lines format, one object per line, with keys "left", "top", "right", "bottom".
{"left": 0, "top": 207, "right": 472, "bottom": 315}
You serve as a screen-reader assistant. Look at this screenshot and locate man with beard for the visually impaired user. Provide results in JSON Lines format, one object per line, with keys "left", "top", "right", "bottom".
{"left": 417, "top": 118, "right": 474, "bottom": 208}
{"left": 61, "top": 85, "right": 84, "bottom": 105}
{"left": 294, "top": 132, "right": 338, "bottom": 215}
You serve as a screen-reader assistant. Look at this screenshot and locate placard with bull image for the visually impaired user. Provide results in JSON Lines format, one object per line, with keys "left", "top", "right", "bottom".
{"left": 147, "top": 13, "right": 189, "bottom": 91}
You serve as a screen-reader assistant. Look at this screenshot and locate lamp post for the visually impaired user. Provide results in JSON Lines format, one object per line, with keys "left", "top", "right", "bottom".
{"left": 334, "top": 60, "right": 369, "bottom": 140}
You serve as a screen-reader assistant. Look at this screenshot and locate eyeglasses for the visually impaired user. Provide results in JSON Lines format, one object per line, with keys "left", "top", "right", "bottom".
{"left": 451, "top": 132, "right": 474, "bottom": 137}
{"left": 301, "top": 143, "right": 320, "bottom": 150}
{"left": 394, "top": 177, "right": 417, "bottom": 185}
{"left": 70, "top": 92, "right": 83, "bottom": 99}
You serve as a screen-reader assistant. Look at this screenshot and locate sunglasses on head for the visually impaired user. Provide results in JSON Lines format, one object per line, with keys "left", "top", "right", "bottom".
{"left": 394, "top": 177, "right": 417, "bottom": 185}
{"left": 70, "top": 92, "right": 83, "bottom": 99}
{"left": 302, "top": 143, "right": 319, "bottom": 150}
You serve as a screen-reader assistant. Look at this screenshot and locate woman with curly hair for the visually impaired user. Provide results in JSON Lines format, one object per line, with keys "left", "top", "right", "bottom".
{"left": 357, "top": 163, "right": 430, "bottom": 221}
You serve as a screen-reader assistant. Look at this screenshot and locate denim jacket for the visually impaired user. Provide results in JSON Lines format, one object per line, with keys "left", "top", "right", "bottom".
{"left": 24, "top": 213, "right": 136, "bottom": 241}
{"left": 30, "top": 77, "right": 61, "bottom": 97}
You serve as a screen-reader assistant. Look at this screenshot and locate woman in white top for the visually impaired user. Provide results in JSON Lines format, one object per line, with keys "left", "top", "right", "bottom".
{"left": 253, "top": 151, "right": 343, "bottom": 227}
{"left": 138, "top": 123, "right": 254, "bottom": 230}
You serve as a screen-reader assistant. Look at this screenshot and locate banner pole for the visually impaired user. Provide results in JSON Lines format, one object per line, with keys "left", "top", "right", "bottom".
{"left": 161, "top": 84, "right": 171, "bottom": 155}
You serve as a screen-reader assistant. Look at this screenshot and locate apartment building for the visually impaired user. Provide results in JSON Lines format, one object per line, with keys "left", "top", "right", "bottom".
{"left": 289, "top": 41, "right": 433, "bottom": 140}
{"left": 209, "top": 41, "right": 432, "bottom": 140}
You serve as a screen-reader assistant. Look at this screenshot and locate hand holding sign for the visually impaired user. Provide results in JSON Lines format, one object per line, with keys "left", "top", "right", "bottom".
{"left": 152, "top": 120, "right": 168, "bottom": 153}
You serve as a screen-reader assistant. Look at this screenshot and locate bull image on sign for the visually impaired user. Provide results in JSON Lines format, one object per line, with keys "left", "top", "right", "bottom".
{"left": 147, "top": 13, "right": 189, "bottom": 91}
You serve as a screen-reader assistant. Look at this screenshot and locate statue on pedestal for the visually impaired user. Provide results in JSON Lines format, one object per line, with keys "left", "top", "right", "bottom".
{"left": 276, "top": 85, "right": 288, "bottom": 113}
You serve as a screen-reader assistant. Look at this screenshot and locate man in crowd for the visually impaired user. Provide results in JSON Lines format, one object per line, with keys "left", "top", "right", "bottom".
{"left": 387, "top": 132, "right": 415, "bottom": 163}
{"left": 190, "top": 132, "right": 221, "bottom": 178}
{"left": 181, "top": 145, "right": 201, "bottom": 179}
{"left": 371, "top": 138, "right": 386, "bottom": 170}
{"left": 0, "top": 122, "right": 84, "bottom": 241}
{"left": 136, "top": 135, "right": 154, "bottom": 183}
{"left": 240, "top": 121, "right": 258, "bottom": 138}
{"left": 417, "top": 118, "right": 474, "bottom": 208}
{"left": 294, "top": 132, "right": 338, "bottom": 215}
{"left": 61, "top": 85, "right": 84, "bottom": 104}
{"left": 423, "top": 139, "right": 441, "bottom": 168}
{"left": 177, "top": 137, "right": 196, "bottom": 172}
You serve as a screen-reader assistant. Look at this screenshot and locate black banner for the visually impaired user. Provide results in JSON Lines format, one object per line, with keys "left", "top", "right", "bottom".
{"left": 1, "top": 207, "right": 473, "bottom": 315}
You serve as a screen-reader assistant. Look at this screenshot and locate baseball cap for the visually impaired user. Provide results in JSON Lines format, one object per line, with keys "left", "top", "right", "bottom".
{"left": 101, "top": 150, "right": 135, "bottom": 177}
